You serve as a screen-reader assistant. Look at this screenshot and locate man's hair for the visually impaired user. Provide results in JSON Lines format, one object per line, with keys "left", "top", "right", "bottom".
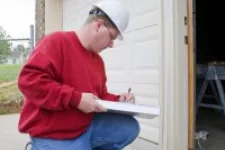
{"left": 84, "top": 7, "right": 117, "bottom": 29}
{"left": 85, "top": 14, "right": 108, "bottom": 24}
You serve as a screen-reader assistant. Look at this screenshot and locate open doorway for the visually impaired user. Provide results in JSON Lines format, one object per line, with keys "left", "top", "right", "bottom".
{"left": 194, "top": 0, "right": 225, "bottom": 149}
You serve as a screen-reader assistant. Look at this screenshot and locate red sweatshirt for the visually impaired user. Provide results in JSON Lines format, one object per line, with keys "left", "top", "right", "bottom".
{"left": 18, "top": 31, "right": 120, "bottom": 139}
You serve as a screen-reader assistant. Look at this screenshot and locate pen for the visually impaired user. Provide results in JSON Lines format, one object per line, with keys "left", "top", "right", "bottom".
{"left": 125, "top": 87, "right": 132, "bottom": 101}
{"left": 128, "top": 87, "right": 131, "bottom": 94}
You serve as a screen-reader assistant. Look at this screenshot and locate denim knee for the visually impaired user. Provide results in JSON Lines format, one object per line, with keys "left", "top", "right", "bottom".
{"left": 96, "top": 115, "right": 140, "bottom": 150}
{"left": 124, "top": 116, "right": 140, "bottom": 143}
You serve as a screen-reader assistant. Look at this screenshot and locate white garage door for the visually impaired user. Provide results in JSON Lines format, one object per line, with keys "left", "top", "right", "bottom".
{"left": 63, "top": 0, "right": 162, "bottom": 146}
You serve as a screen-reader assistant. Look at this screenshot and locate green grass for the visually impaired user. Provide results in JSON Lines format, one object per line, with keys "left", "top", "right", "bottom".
{"left": 0, "top": 64, "right": 23, "bottom": 114}
{"left": 0, "top": 83, "right": 22, "bottom": 102}
{"left": 0, "top": 64, "right": 22, "bottom": 83}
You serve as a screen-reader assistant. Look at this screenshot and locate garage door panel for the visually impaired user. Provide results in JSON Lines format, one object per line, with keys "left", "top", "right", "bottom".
{"left": 132, "top": 69, "right": 159, "bottom": 84}
{"left": 106, "top": 82, "right": 159, "bottom": 100}
{"left": 135, "top": 96, "right": 159, "bottom": 106}
{"left": 124, "top": 26, "right": 159, "bottom": 42}
{"left": 139, "top": 124, "right": 159, "bottom": 143}
{"left": 63, "top": 0, "right": 94, "bottom": 16}
{"left": 105, "top": 69, "right": 159, "bottom": 86}
{"left": 101, "top": 50, "right": 127, "bottom": 70}
{"left": 63, "top": 0, "right": 162, "bottom": 145}
{"left": 63, "top": 1, "right": 96, "bottom": 30}
{"left": 105, "top": 82, "right": 131, "bottom": 94}
{"left": 133, "top": 41, "right": 158, "bottom": 68}
{"left": 132, "top": 0, "right": 158, "bottom": 15}
{"left": 115, "top": 26, "right": 159, "bottom": 48}
{"left": 127, "top": 138, "right": 160, "bottom": 150}
{"left": 131, "top": 83, "right": 159, "bottom": 98}
{"left": 137, "top": 117, "right": 159, "bottom": 128}
{"left": 127, "top": 10, "right": 159, "bottom": 32}
{"left": 105, "top": 73, "right": 129, "bottom": 83}
{"left": 64, "top": 7, "right": 90, "bottom": 30}
{"left": 122, "top": 0, "right": 158, "bottom": 18}
{"left": 63, "top": 0, "right": 82, "bottom": 26}
{"left": 103, "top": 39, "right": 159, "bottom": 71}
{"left": 105, "top": 67, "right": 159, "bottom": 88}
{"left": 63, "top": 0, "right": 76, "bottom": 13}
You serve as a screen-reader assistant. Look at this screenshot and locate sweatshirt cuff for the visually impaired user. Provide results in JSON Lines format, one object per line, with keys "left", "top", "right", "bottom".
{"left": 70, "top": 90, "right": 82, "bottom": 107}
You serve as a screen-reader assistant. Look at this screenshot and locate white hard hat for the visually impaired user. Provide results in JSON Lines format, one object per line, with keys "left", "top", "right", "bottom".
{"left": 92, "top": 0, "right": 129, "bottom": 40}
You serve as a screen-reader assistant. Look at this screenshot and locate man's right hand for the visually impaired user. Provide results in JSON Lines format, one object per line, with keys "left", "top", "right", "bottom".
{"left": 77, "top": 93, "right": 107, "bottom": 113}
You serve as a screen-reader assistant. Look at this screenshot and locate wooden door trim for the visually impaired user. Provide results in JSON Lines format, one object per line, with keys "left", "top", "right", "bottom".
{"left": 187, "top": 0, "right": 195, "bottom": 149}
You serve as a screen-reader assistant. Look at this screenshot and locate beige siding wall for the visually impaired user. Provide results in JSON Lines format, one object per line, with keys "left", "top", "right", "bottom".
{"left": 45, "top": 0, "right": 63, "bottom": 34}
{"left": 35, "top": 0, "right": 62, "bottom": 43}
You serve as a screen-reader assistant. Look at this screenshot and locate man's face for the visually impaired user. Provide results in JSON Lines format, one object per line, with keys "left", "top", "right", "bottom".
{"left": 90, "top": 20, "right": 119, "bottom": 53}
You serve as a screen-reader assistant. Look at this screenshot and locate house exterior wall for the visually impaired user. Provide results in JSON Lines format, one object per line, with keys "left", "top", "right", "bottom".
{"left": 6, "top": 55, "right": 24, "bottom": 64}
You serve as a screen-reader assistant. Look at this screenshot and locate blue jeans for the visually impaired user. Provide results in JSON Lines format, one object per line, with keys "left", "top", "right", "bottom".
{"left": 28, "top": 113, "right": 140, "bottom": 150}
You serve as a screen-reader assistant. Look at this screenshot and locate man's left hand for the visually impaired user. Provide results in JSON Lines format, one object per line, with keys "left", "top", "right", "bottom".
{"left": 118, "top": 93, "right": 135, "bottom": 103}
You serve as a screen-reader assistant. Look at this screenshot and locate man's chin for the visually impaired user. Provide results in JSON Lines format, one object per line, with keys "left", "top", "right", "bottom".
{"left": 96, "top": 48, "right": 105, "bottom": 53}
{"left": 92, "top": 47, "right": 107, "bottom": 53}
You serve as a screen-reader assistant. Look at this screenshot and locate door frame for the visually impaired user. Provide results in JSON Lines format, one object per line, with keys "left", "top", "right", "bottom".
{"left": 187, "top": 0, "right": 195, "bottom": 149}
{"left": 161, "top": 0, "right": 191, "bottom": 149}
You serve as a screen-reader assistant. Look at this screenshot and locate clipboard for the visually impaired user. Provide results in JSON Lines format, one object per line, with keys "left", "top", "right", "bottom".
{"left": 96, "top": 100, "right": 160, "bottom": 119}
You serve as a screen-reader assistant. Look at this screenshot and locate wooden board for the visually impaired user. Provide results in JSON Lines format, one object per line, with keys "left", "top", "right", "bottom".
{"left": 187, "top": 0, "right": 195, "bottom": 149}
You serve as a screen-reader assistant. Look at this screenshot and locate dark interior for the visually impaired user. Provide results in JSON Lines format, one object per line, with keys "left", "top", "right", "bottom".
{"left": 195, "top": 0, "right": 225, "bottom": 149}
{"left": 196, "top": 0, "right": 224, "bottom": 64}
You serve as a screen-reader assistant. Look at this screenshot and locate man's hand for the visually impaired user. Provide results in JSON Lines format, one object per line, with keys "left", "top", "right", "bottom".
{"left": 119, "top": 93, "right": 135, "bottom": 103}
{"left": 77, "top": 93, "right": 107, "bottom": 113}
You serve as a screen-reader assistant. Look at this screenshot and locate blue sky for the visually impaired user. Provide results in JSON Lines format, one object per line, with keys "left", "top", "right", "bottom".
{"left": 0, "top": 0, "right": 35, "bottom": 39}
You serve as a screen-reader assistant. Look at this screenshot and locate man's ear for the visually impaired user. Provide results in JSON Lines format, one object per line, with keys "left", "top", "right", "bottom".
{"left": 95, "top": 20, "right": 104, "bottom": 31}
{"left": 92, "top": 20, "right": 100, "bottom": 32}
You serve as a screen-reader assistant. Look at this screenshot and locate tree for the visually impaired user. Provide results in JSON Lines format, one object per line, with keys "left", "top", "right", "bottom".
{"left": 0, "top": 26, "right": 12, "bottom": 64}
